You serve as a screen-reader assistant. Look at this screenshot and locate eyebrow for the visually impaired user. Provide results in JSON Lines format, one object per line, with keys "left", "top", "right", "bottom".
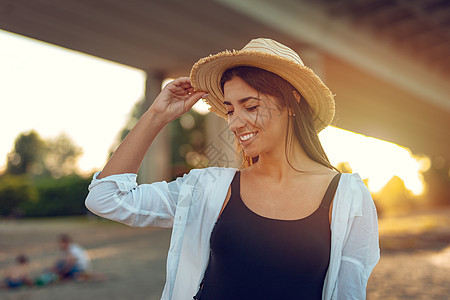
{"left": 223, "top": 97, "right": 261, "bottom": 106}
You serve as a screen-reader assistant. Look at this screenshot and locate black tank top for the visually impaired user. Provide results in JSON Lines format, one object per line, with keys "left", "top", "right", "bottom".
{"left": 195, "top": 171, "right": 341, "bottom": 300}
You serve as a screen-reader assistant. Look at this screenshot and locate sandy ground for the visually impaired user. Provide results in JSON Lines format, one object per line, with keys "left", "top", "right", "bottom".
{"left": 1, "top": 208, "right": 450, "bottom": 300}
{"left": 367, "top": 246, "right": 450, "bottom": 300}
{"left": 0, "top": 217, "right": 170, "bottom": 300}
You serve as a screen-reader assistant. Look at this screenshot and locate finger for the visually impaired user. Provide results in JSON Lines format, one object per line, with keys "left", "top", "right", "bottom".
{"left": 164, "top": 78, "right": 188, "bottom": 93}
{"left": 185, "top": 91, "right": 206, "bottom": 110}
{"left": 170, "top": 80, "right": 193, "bottom": 91}
{"left": 172, "top": 85, "right": 204, "bottom": 97}
{"left": 168, "top": 77, "right": 205, "bottom": 97}
{"left": 169, "top": 85, "right": 190, "bottom": 96}
{"left": 179, "top": 82, "right": 193, "bottom": 89}
{"left": 172, "top": 77, "right": 191, "bottom": 87}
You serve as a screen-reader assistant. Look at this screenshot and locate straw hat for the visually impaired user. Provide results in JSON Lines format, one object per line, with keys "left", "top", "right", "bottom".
{"left": 190, "top": 38, "right": 335, "bottom": 132}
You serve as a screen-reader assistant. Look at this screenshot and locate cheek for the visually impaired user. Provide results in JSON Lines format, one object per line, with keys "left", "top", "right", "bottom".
{"left": 255, "top": 105, "right": 284, "bottom": 129}
{"left": 228, "top": 111, "right": 259, "bottom": 129}
{"left": 247, "top": 112, "right": 260, "bottom": 128}
{"left": 254, "top": 105, "right": 273, "bottom": 128}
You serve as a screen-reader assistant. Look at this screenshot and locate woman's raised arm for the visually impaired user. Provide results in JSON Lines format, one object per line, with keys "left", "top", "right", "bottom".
{"left": 97, "top": 77, "right": 205, "bottom": 179}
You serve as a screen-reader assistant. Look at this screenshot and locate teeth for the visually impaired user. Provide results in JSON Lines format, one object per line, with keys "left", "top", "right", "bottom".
{"left": 239, "top": 132, "right": 257, "bottom": 142}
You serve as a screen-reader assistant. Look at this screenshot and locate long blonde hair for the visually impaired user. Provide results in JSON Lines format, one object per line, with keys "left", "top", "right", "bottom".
{"left": 220, "top": 66, "right": 338, "bottom": 172}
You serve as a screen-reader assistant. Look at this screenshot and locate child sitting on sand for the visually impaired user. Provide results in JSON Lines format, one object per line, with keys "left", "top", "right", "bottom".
{"left": 3, "top": 254, "right": 32, "bottom": 289}
{"left": 51, "top": 233, "right": 91, "bottom": 280}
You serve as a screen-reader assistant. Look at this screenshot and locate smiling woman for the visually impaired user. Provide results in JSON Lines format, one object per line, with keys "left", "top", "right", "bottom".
{"left": 85, "top": 38, "right": 380, "bottom": 300}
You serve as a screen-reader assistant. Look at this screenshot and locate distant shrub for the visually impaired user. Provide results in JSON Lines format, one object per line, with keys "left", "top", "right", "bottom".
{"left": 21, "top": 175, "right": 91, "bottom": 217}
{"left": 0, "top": 175, "right": 38, "bottom": 217}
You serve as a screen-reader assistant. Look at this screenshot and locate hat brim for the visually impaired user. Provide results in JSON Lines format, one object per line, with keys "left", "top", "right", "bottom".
{"left": 190, "top": 50, "right": 334, "bottom": 132}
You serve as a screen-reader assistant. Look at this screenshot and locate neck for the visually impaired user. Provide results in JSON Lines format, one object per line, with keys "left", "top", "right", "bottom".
{"left": 252, "top": 140, "right": 325, "bottom": 181}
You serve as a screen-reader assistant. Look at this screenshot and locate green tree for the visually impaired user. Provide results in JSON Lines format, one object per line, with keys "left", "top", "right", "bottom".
{"left": 45, "top": 133, "right": 83, "bottom": 178}
{"left": 6, "top": 130, "right": 46, "bottom": 175}
{"left": 5, "top": 130, "right": 82, "bottom": 178}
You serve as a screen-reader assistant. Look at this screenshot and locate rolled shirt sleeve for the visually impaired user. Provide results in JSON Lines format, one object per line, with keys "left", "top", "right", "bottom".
{"left": 85, "top": 171, "right": 187, "bottom": 228}
{"left": 335, "top": 176, "right": 380, "bottom": 299}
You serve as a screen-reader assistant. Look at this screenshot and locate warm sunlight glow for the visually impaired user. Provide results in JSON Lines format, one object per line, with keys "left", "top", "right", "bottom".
{"left": 0, "top": 30, "right": 145, "bottom": 174}
{"left": 192, "top": 99, "right": 212, "bottom": 115}
{"left": 319, "top": 126, "right": 428, "bottom": 195}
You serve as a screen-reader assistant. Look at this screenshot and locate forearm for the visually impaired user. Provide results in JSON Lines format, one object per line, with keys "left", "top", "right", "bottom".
{"left": 98, "top": 109, "right": 168, "bottom": 179}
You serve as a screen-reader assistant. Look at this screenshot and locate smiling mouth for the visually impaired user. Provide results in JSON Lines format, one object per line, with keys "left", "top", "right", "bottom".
{"left": 239, "top": 132, "right": 258, "bottom": 143}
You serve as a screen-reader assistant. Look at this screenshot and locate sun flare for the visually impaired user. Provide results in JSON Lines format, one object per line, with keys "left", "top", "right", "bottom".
{"left": 319, "top": 126, "right": 429, "bottom": 195}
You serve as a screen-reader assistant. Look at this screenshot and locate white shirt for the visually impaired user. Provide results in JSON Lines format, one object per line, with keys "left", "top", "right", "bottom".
{"left": 85, "top": 167, "right": 380, "bottom": 300}
{"left": 69, "top": 243, "right": 90, "bottom": 271}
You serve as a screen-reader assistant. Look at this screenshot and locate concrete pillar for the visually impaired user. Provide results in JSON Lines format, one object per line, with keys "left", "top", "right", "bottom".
{"left": 138, "top": 71, "right": 170, "bottom": 183}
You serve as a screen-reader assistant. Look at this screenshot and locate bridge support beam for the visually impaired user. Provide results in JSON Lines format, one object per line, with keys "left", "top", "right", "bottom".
{"left": 138, "top": 71, "right": 170, "bottom": 183}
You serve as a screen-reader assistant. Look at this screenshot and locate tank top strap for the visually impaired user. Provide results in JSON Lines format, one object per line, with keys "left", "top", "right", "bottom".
{"left": 320, "top": 173, "right": 342, "bottom": 210}
{"left": 231, "top": 170, "right": 241, "bottom": 195}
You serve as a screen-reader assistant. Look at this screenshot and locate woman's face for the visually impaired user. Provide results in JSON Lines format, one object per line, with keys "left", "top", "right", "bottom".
{"left": 223, "top": 76, "right": 289, "bottom": 158}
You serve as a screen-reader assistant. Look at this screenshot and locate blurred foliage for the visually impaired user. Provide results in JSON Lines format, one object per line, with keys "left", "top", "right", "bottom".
{"left": 44, "top": 133, "right": 83, "bottom": 178}
{"left": 0, "top": 175, "right": 38, "bottom": 217}
{"left": 1, "top": 130, "right": 88, "bottom": 218}
{"left": 0, "top": 174, "right": 91, "bottom": 218}
{"left": 169, "top": 110, "right": 207, "bottom": 176}
{"left": 22, "top": 175, "right": 91, "bottom": 217}
{"left": 6, "top": 130, "right": 82, "bottom": 178}
{"left": 6, "top": 130, "right": 46, "bottom": 175}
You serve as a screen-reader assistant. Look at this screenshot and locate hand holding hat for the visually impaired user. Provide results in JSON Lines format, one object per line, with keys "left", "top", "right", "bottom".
{"left": 149, "top": 77, "right": 206, "bottom": 123}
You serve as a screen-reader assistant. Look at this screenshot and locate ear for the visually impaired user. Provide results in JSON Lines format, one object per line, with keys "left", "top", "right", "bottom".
{"left": 287, "top": 106, "right": 296, "bottom": 117}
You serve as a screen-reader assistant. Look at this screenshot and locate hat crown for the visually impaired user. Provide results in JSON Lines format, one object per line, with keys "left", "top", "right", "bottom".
{"left": 241, "top": 38, "right": 305, "bottom": 67}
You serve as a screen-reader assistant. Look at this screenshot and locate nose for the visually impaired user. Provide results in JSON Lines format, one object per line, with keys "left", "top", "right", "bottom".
{"left": 228, "top": 111, "right": 248, "bottom": 134}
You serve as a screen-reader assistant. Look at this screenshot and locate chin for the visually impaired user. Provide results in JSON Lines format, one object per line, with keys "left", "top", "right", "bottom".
{"left": 242, "top": 148, "right": 260, "bottom": 158}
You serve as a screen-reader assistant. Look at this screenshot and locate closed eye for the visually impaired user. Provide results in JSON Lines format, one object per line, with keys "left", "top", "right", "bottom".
{"left": 226, "top": 105, "right": 259, "bottom": 116}
{"left": 246, "top": 105, "right": 259, "bottom": 112}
